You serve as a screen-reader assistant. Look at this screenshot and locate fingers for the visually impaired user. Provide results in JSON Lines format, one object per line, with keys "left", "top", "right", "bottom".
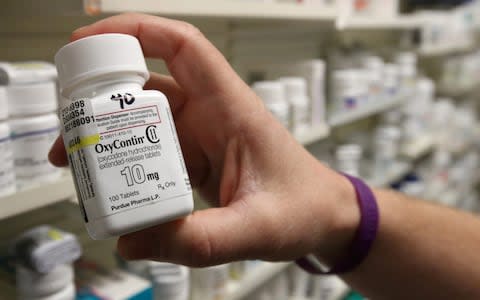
{"left": 71, "top": 13, "right": 238, "bottom": 99}
{"left": 48, "top": 136, "right": 68, "bottom": 167}
{"left": 117, "top": 205, "right": 259, "bottom": 267}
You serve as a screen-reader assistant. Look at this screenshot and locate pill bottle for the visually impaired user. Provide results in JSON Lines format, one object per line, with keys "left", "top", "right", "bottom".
{"left": 191, "top": 264, "right": 229, "bottom": 300}
{"left": 279, "top": 77, "right": 311, "bottom": 134}
{"left": 16, "top": 264, "right": 75, "bottom": 300}
{"left": 149, "top": 262, "right": 190, "bottom": 300}
{"left": 383, "top": 63, "right": 400, "bottom": 97}
{"left": 335, "top": 144, "right": 363, "bottom": 177}
{"left": 7, "top": 79, "right": 61, "bottom": 188}
{"left": 331, "top": 70, "right": 366, "bottom": 114}
{"left": 361, "top": 56, "right": 385, "bottom": 103}
{"left": 373, "top": 126, "right": 401, "bottom": 178}
{"left": 0, "top": 86, "right": 8, "bottom": 120}
{"left": 54, "top": 34, "right": 193, "bottom": 240}
{"left": 0, "top": 122, "right": 15, "bottom": 196}
{"left": 395, "top": 52, "right": 417, "bottom": 95}
{"left": 252, "top": 81, "right": 291, "bottom": 130}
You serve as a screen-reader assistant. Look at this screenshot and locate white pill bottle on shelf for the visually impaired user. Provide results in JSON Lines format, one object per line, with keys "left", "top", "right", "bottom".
{"left": 55, "top": 34, "right": 193, "bottom": 240}
{"left": 1, "top": 63, "right": 61, "bottom": 188}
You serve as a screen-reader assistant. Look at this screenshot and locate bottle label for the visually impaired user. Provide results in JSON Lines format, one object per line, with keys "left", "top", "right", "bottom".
{"left": 0, "top": 137, "right": 15, "bottom": 194}
{"left": 11, "top": 126, "right": 60, "bottom": 186}
{"left": 61, "top": 91, "right": 191, "bottom": 223}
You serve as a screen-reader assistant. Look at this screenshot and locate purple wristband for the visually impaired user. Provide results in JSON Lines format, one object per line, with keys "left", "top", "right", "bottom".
{"left": 296, "top": 174, "right": 379, "bottom": 275}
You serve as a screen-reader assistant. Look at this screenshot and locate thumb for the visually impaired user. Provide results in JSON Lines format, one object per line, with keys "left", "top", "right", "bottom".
{"left": 117, "top": 205, "right": 258, "bottom": 267}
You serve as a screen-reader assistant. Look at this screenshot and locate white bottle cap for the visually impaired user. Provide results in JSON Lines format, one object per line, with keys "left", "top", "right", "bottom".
{"left": 252, "top": 81, "right": 285, "bottom": 104}
{"left": 0, "top": 61, "right": 57, "bottom": 85}
{"left": 335, "top": 144, "right": 363, "bottom": 160}
{"left": 55, "top": 33, "right": 150, "bottom": 97}
{"left": 279, "top": 77, "right": 308, "bottom": 98}
{"left": 0, "top": 87, "right": 8, "bottom": 120}
{"left": 7, "top": 81, "right": 58, "bottom": 116}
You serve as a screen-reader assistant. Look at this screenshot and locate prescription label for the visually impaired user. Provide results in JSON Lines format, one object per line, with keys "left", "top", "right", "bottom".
{"left": 61, "top": 91, "right": 191, "bottom": 222}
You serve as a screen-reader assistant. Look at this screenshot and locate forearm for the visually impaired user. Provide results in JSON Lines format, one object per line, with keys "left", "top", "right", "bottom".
{"left": 334, "top": 189, "right": 480, "bottom": 299}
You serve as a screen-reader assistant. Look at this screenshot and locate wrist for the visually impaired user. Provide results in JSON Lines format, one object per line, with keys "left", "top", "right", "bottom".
{"left": 313, "top": 171, "right": 361, "bottom": 267}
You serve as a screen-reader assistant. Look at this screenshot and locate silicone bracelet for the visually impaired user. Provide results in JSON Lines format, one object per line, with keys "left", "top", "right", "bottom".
{"left": 296, "top": 174, "right": 379, "bottom": 274}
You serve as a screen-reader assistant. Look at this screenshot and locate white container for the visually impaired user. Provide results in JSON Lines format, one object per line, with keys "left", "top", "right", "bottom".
{"left": 7, "top": 81, "right": 58, "bottom": 117}
{"left": 0, "top": 86, "right": 8, "bottom": 120}
{"left": 149, "top": 262, "right": 190, "bottom": 300}
{"left": 55, "top": 34, "right": 193, "bottom": 240}
{"left": 331, "top": 69, "right": 366, "bottom": 113}
{"left": 279, "top": 77, "right": 311, "bottom": 134}
{"left": 290, "top": 60, "right": 326, "bottom": 126}
{"left": 373, "top": 126, "right": 401, "bottom": 178}
{"left": 17, "top": 264, "right": 74, "bottom": 299}
{"left": 10, "top": 114, "right": 61, "bottom": 188}
{"left": 0, "top": 61, "right": 57, "bottom": 85}
{"left": 362, "top": 56, "right": 385, "bottom": 103}
{"left": 252, "top": 81, "right": 290, "bottom": 130}
{"left": 0, "top": 122, "right": 15, "bottom": 197}
{"left": 335, "top": 144, "right": 363, "bottom": 177}
{"left": 191, "top": 264, "right": 229, "bottom": 300}
{"left": 383, "top": 63, "right": 400, "bottom": 97}
{"left": 395, "top": 52, "right": 417, "bottom": 94}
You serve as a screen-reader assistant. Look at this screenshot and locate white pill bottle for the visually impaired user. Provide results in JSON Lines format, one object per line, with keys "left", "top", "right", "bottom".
{"left": 55, "top": 34, "right": 193, "bottom": 240}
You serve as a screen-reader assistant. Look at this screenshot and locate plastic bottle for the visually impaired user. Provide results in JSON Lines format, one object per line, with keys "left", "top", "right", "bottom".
{"left": 373, "top": 126, "right": 401, "bottom": 178}
{"left": 279, "top": 77, "right": 311, "bottom": 134}
{"left": 191, "top": 264, "right": 230, "bottom": 300}
{"left": 149, "top": 262, "right": 190, "bottom": 300}
{"left": 16, "top": 264, "right": 75, "bottom": 300}
{"left": 361, "top": 56, "right": 385, "bottom": 103}
{"left": 54, "top": 34, "right": 193, "bottom": 240}
{"left": 6, "top": 72, "right": 61, "bottom": 188}
{"left": 335, "top": 144, "right": 363, "bottom": 177}
{"left": 331, "top": 70, "right": 366, "bottom": 114}
{"left": 10, "top": 115, "right": 60, "bottom": 188}
{"left": 252, "top": 81, "right": 291, "bottom": 130}
{"left": 383, "top": 63, "right": 400, "bottom": 97}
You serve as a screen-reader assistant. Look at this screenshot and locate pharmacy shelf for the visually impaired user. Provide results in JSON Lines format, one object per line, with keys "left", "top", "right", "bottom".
{"left": 227, "top": 262, "right": 293, "bottom": 300}
{"left": 295, "top": 123, "right": 330, "bottom": 146}
{"left": 93, "top": 0, "right": 337, "bottom": 21}
{"left": 328, "top": 95, "right": 407, "bottom": 128}
{"left": 418, "top": 41, "right": 476, "bottom": 57}
{"left": 336, "top": 15, "right": 422, "bottom": 30}
{"left": 0, "top": 174, "right": 76, "bottom": 221}
{"left": 437, "top": 83, "right": 479, "bottom": 98}
{"left": 367, "top": 161, "right": 413, "bottom": 188}
{"left": 401, "top": 134, "right": 436, "bottom": 160}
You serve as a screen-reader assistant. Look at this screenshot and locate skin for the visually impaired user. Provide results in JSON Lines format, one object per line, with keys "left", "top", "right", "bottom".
{"left": 49, "top": 14, "right": 480, "bottom": 299}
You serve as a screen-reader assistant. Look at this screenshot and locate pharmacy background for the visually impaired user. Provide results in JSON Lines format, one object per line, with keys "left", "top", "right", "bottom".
{"left": 1, "top": 0, "right": 480, "bottom": 299}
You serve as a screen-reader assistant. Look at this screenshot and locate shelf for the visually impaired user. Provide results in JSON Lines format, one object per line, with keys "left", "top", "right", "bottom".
{"left": 418, "top": 41, "right": 475, "bottom": 57}
{"left": 367, "top": 161, "right": 413, "bottom": 188}
{"left": 401, "top": 134, "right": 436, "bottom": 159}
{"left": 437, "top": 83, "right": 479, "bottom": 98}
{"left": 227, "top": 262, "right": 293, "bottom": 300}
{"left": 295, "top": 123, "right": 330, "bottom": 146}
{"left": 328, "top": 95, "right": 407, "bottom": 128}
{"left": 0, "top": 174, "right": 76, "bottom": 221}
{"left": 336, "top": 15, "right": 422, "bottom": 30}
{"left": 93, "top": 0, "right": 337, "bottom": 21}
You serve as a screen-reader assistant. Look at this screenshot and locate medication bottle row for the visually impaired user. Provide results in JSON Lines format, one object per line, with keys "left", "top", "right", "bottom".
{"left": 251, "top": 59, "right": 327, "bottom": 135}
{"left": 329, "top": 51, "right": 417, "bottom": 115}
{"left": 333, "top": 96, "right": 479, "bottom": 186}
{"left": 0, "top": 62, "right": 61, "bottom": 197}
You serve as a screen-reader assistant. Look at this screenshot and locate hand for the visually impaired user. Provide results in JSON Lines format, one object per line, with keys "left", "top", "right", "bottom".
{"left": 49, "top": 13, "right": 359, "bottom": 267}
